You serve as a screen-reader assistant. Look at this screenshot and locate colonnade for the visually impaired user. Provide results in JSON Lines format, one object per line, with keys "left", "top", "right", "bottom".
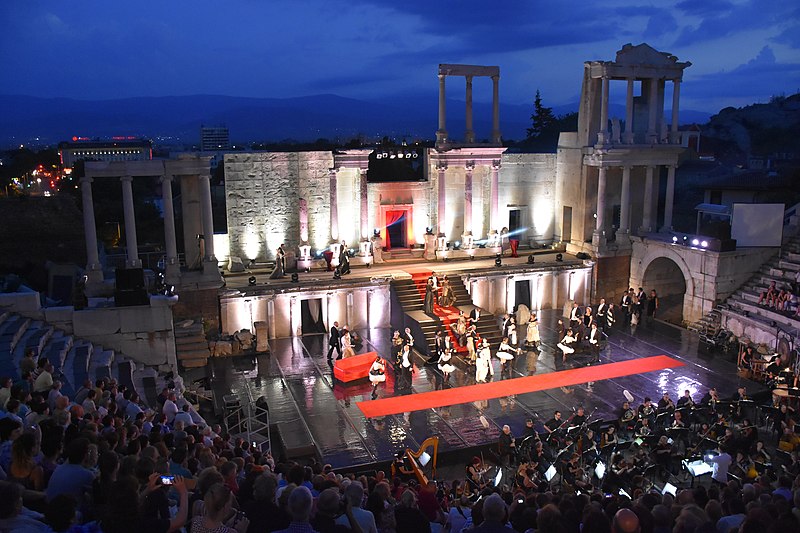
{"left": 435, "top": 159, "right": 503, "bottom": 241}
{"left": 81, "top": 163, "right": 216, "bottom": 283}
{"left": 437, "top": 64, "right": 501, "bottom": 145}
{"left": 592, "top": 163, "right": 677, "bottom": 244}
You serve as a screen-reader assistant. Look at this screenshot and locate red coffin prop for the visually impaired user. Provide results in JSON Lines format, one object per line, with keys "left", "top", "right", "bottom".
{"left": 333, "top": 351, "right": 379, "bottom": 382}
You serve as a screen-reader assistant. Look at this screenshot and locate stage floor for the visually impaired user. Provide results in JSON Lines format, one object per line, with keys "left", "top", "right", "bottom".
{"left": 205, "top": 309, "right": 766, "bottom": 469}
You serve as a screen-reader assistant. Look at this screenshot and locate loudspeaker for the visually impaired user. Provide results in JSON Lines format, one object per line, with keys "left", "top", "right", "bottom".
{"left": 115, "top": 268, "right": 145, "bottom": 291}
{"left": 115, "top": 268, "right": 148, "bottom": 307}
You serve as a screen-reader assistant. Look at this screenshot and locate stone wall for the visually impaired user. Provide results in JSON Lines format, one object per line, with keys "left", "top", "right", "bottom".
{"left": 499, "top": 153, "right": 557, "bottom": 243}
{"left": 224, "top": 152, "right": 334, "bottom": 261}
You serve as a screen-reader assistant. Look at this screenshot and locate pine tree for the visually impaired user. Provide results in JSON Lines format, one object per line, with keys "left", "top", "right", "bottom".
{"left": 526, "top": 90, "right": 556, "bottom": 139}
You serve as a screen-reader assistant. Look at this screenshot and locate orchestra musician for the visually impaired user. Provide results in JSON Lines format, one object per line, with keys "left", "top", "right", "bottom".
{"left": 569, "top": 406, "right": 587, "bottom": 427}
{"left": 619, "top": 401, "right": 637, "bottom": 435}
{"left": 638, "top": 397, "right": 656, "bottom": 423}
{"left": 658, "top": 392, "right": 676, "bottom": 412}
{"left": 516, "top": 461, "right": 540, "bottom": 491}
{"left": 635, "top": 416, "right": 652, "bottom": 437}
{"left": 466, "top": 456, "right": 488, "bottom": 490}
{"left": 676, "top": 389, "right": 695, "bottom": 409}
{"left": 498, "top": 425, "right": 516, "bottom": 467}
{"left": 601, "top": 425, "right": 619, "bottom": 448}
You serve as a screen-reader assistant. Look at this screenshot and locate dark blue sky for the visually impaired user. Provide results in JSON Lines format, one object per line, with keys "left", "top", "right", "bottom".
{"left": 1, "top": 1, "right": 798, "bottom": 112}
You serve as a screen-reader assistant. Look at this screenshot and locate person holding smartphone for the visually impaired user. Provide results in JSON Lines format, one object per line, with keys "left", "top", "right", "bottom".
{"left": 190, "top": 482, "right": 249, "bottom": 533}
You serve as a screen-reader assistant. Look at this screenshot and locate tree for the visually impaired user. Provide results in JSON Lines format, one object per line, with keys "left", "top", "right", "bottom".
{"left": 527, "top": 90, "right": 556, "bottom": 140}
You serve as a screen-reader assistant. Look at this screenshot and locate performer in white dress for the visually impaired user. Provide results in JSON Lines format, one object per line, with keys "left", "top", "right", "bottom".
{"left": 508, "top": 318, "right": 518, "bottom": 346}
{"left": 369, "top": 356, "right": 386, "bottom": 398}
{"left": 526, "top": 313, "right": 540, "bottom": 349}
{"left": 437, "top": 348, "right": 456, "bottom": 381}
{"left": 496, "top": 337, "right": 519, "bottom": 373}
{"left": 557, "top": 328, "right": 577, "bottom": 362}
{"left": 475, "top": 339, "right": 494, "bottom": 383}
{"left": 341, "top": 329, "right": 355, "bottom": 358}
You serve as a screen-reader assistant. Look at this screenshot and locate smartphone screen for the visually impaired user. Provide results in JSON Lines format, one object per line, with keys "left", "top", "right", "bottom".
{"left": 160, "top": 475, "right": 175, "bottom": 485}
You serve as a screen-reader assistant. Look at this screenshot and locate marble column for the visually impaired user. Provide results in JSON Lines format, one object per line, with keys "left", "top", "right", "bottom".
{"left": 619, "top": 166, "right": 632, "bottom": 237}
{"left": 662, "top": 165, "right": 676, "bottom": 231}
{"left": 647, "top": 79, "right": 659, "bottom": 144}
{"left": 463, "top": 162, "right": 474, "bottom": 236}
{"left": 641, "top": 166, "right": 655, "bottom": 233}
{"left": 491, "top": 75, "right": 501, "bottom": 144}
{"left": 267, "top": 298, "right": 276, "bottom": 339}
{"left": 437, "top": 164, "right": 447, "bottom": 236}
{"left": 465, "top": 76, "right": 475, "bottom": 143}
{"left": 671, "top": 79, "right": 681, "bottom": 144}
{"left": 598, "top": 76, "right": 610, "bottom": 144}
{"left": 290, "top": 296, "right": 300, "bottom": 337}
{"left": 551, "top": 272, "right": 559, "bottom": 310}
{"left": 359, "top": 168, "right": 369, "bottom": 241}
{"left": 593, "top": 166, "right": 607, "bottom": 245}
{"left": 506, "top": 276, "right": 515, "bottom": 313}
{"left": 120, "top": 175, "right": 141, "bottom": 268}
{"left": 198, "top": 173, "right": 216, "bottom": 262}
{"left": 329, "top": 168, "right": 338, "bottom": 242}
{"left": 346, "top": 291, "right": 354, "bottom": 329}
{"left": 160, "top": 174, "right": 180, "bottom": 282}
{"left": 437, "top": 74, "right": 447, "bottom": 143}
{"left": 490, "top": 160, "right": 500, "bottom": 232}
{"left": 80, "top": 176, "right": 103, "bottom": 282}
{"left": 624, "top": 78, "right": 635, "bottom": 144}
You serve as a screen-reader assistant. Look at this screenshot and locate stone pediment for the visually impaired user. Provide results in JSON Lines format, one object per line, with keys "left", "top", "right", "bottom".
{"left": 614, "top": 43, "right": 680, "bottom": 66}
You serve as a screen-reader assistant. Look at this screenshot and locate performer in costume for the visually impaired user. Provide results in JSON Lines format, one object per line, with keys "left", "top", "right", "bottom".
{"left": 269, "top": 244, "right": 286, "bottom": 279}
{"left": 338, "top": 240, "right": 351, "bottom": 275}
{"left": 369, "top": 356, "right": 386, "bottom": 399}
{"left": 475, "top": 339, "right": 494, "bottom": 383}
{"left": 526, "top": 313, "right": 540, "bottom": 349}
{"left": 557, "top": 328, "right": 577, "bottom": 362}
{"left": 438, "top": 347, "right": 456, "bottom": 382}
{"left": 424, "top": 277, "right": 435, "bottom": 315}
{"left": 496, "top": 337, "right": 519, "bottom": 373}
{"left": 341, "top": 328, "right": 355, "bottom": 358}
{"left": 440, "top": 275, "right": 457, "bottom": 307}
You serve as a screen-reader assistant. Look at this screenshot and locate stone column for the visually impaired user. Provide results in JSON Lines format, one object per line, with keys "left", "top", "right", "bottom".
{"left": 436, "top": 74, "right": 447, "bottom": 144}
{"left": 290, "top": 296, "right": 300, "bottom": 337}
{"left": 463, "top": 162, "right": 474, "bottom": 237}
{"left": 198, "top": 173, "right": 216, "bottom": 262}
{"left": 367, "top": 290, "right": 373, "bottom": 328}
{"left": 160, "top": 174, "right": 180, "bottom": 283}
{"left": 641, "top": 166, "right": 655, "bottom": 233}
{"left": 359, "top": 168, "right": 369, "bottom": 241}
{"left": 490, "top": 160, "right": 500, "bottom": 232}
{"left": 598, "top": 76, "right": 610, "bottom": 144}
{"left": 624, "top": 78, "right": 635, "bottom": 144}
{"left": 551, "top": 272, "right": 559, "bottom": 310}
{"left": 506, "top": 276, "right": 515, "bottom": 313}
{"left": 592, "top": 167, "right": 607, "bottom": 246}
{"left": 671, "top": 79, "right": 681, "bottom": 144}
{"left": 346, "top": 291, "right": 354, "bottom": 329}
{"left": 647, "top": 78, "right": 659, "bottom": 144}
{"left": 437, "top": 163, "right": 447, "bottom": 236}
{"left": 465, "top": 75, "right": 475, "bottom": 143}
{"left": 120, "top": 175, "right": 141, "bottom": 268}
{"left": 619, "top": 166, "right": 632, "bottom": 238}
{"left": 662, "top": 165, "right": 676, "bottom": 231}
{"left": 329, "top": 168, "right": 338, "bottom": 242}
{"left": 491, "top": 75, "right": 501, "bottom": 144}
{"left": 267, "top": 298, "right": 276, "bottom": 339}
{"left": 80, "top": 176, "right": 103, "bottom": 282}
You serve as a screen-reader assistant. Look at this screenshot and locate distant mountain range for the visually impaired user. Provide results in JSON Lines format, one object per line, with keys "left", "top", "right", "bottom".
{"left": 0, "top": 94, "right": 712, "bottom": 147}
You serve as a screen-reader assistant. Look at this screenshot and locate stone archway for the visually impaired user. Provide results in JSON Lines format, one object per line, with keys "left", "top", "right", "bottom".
{"left": 641, "top": 257, "right": 687, "bottom": 325}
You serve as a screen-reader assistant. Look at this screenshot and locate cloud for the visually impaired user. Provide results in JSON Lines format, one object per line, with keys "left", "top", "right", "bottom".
{"left": 674, "top": 2, "right": 798, "bottom": 47}
{"left": 675, "top": 0, "right": 734, "bottom": 17}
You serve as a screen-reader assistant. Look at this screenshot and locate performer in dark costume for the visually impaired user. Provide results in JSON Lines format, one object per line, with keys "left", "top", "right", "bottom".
{"left": 269, "top": 244, "right": 286, "bottom": 279}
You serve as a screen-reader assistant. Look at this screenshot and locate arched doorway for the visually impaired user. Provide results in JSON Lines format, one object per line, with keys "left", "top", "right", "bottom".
{"left": 642, "top": 257, "right": 687, "bottom": 325}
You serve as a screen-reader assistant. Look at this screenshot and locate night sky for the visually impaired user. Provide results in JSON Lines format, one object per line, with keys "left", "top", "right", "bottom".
{"left": 1, "top": 1, "right": 798, "bottom": 112}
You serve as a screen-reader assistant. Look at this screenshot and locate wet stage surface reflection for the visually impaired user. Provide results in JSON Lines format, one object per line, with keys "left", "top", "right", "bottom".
{"left": 208, "top": 309, "right": 765, "bottom": 469}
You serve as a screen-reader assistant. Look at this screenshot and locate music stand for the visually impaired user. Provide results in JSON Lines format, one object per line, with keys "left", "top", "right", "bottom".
{"left": 682, "top": 458, "right": 713, "bottom": 487}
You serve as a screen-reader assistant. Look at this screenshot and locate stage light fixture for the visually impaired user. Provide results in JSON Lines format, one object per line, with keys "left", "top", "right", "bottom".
{"left": 701, "top": 240, "right": 708, "bottom": 248}
{"left": 291, "top": 273, "right": 299, "bottom": 283}
{"left": 495, "top": 253, "right": 502, "bottom": 267}
{"left": 248, "top": 276, "right": 256, "bottom": 286}
{"left": 682, "top": 236, "right": 688, "bottom": 245}
{"left": 527, "top": 254, "right": 536, "bottom": 264}
{"left": 555, "top": 253, "right": 563, "bottom": 262}
{"left": 691, "top": 238, "right": 700, "bottom": 246}
{"left": 333, "top": 268, "right": 341, "bottom": 280}
{"left": 672, "top": 236, "right": 678, "bottom": 243}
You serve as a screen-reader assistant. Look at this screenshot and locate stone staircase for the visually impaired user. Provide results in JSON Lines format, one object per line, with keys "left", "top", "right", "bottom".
{"left": 0, "top": 311, "right": 164, "bottom": 403}
{"left": 690, "top": 234, "right": 800, "bottom": 337}
{"left": 391, "top": 274, "right": 503, "bottom": 356}
{"left": 174, "top": 319, "right": 211, "bottom": 369}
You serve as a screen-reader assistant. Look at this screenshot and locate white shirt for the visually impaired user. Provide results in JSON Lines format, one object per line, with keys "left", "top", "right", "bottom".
{"left": 162, "top": 399, "right": 179, "bottom": 424}
{"left": 335, "top": 507, "right": 377, "bottom": 533}
{"left": 708, "top": 452, "right": 732, "bottom": 483}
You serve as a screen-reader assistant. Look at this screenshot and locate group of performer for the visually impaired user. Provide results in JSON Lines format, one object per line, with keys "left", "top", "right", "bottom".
{"left": 326, "top": 320, "right": 357, "bottom": 360}
{"left": 424, "top": 273, "right": 457, "bottom": 314}
{"left": 269, "top": 240, "right": 351, "bottom": 279}
{"left": 460, "top": 381, "right": 797, "bottom": 497}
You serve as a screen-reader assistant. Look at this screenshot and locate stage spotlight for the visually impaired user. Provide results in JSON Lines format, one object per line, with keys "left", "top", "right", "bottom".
{"left": 291, "top": 273, "right": 299, "bottom": 283}
{"left": 248, "top": 276, "right": 256, "bottom": 286}
{"left": 691, "top": 238, "right": 700, "bottom": 246}
{"left": 495, "top": 254, "right": 502, "bottom": 267}
{"left": 672, "top": 236, "right": 678, "bottom": 243}
{"left": 425, "top": 226, "right": 434, "bottom": 235}
{"left": 333, "top": 268, "right": 341, "bottom": 280}
{"left": 701, "top": 240, "right": 708, "bottom": 248}
{"left": 682, "top": 236, "right": 688, "bottom": 245}
{"left": 527, "top": 254, "right": 536, "bottom": 264}
{"left": 454, "top": 240, "right": 461, "bottom": 250}
{"left": 555, "top": 253, "right": 563, "bottom": 262}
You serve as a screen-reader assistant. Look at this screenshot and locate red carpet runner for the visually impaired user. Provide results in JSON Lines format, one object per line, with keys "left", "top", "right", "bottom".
{"left": 407, "top": 269, "right": 468, "bottom": 354}
{"left": 357, "top": 355, "right": 683, "bottom": 418}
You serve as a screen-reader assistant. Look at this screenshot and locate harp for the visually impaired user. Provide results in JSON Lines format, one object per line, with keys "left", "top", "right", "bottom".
{"left": 391, "top": 436, "right": 439, "bottom": 486}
